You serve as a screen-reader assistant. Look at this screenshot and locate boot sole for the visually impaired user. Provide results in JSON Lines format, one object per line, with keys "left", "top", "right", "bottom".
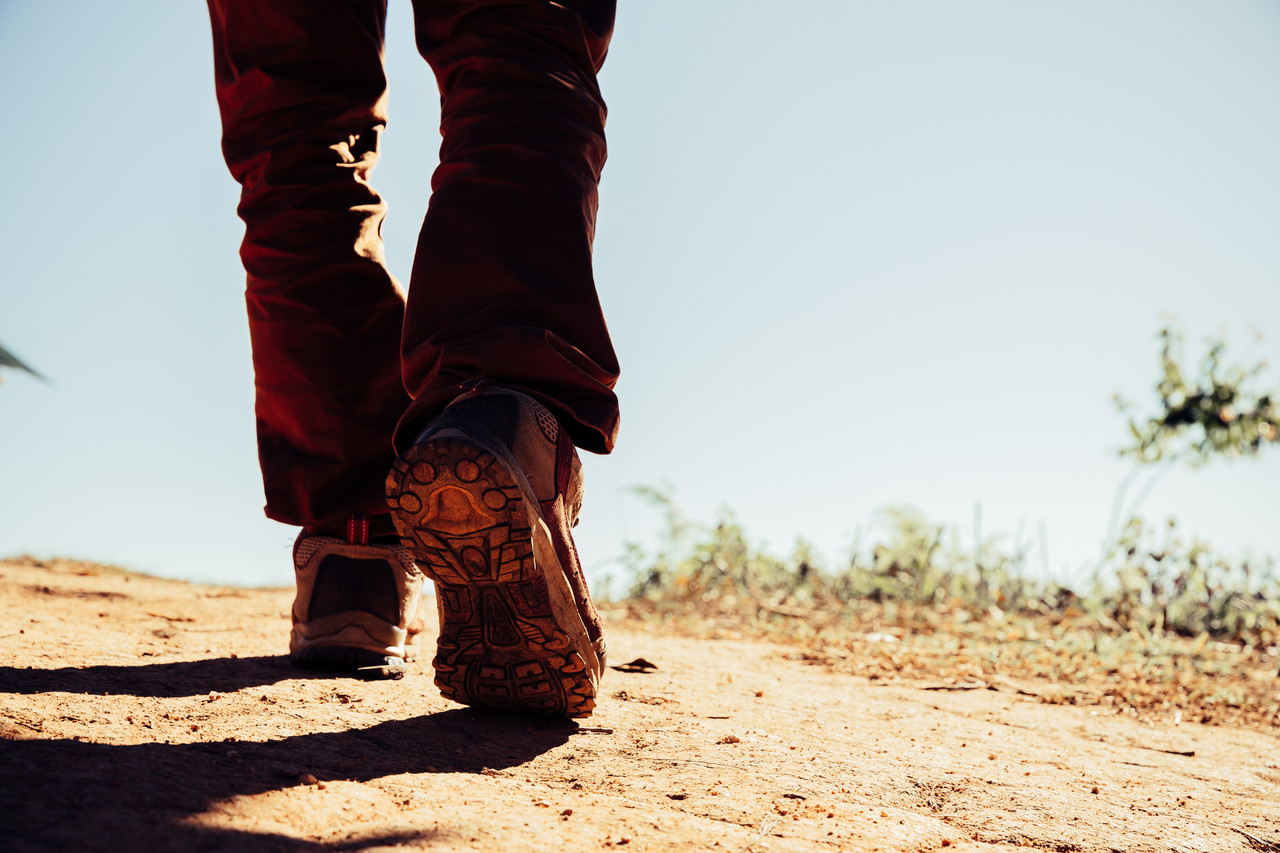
{"left": 386, "top": 435, "right": 597, "bottom": 717}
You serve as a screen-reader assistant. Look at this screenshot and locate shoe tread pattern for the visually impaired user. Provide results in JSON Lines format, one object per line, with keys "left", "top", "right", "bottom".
{"left": 387, "top": 436, "right": 595, "bottom": 717}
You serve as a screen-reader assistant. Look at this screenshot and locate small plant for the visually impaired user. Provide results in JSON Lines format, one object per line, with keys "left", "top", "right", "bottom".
{"left": 625, "top": 487, "right": 817, "bottom": 617}
{"left": 1103, "top": 325, "right": 1277, "bottom": 565}
{"left": 1114, "top": 325, "right": 1277, "bottom": 467}
{"left": 1102, "top": 514, "right": 1279, "bottom": 645}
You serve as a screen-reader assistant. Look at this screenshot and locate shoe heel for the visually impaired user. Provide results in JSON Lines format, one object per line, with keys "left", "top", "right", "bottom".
{"left": 386, "top": 435, "right": 596, "bottom": 717}
{"left": 386, "top": 436, "right": 532, "bottom": 586}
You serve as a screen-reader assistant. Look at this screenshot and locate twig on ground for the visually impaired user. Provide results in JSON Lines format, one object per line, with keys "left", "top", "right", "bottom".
{"left": 736, "top": 814, "right": 784, "bottom": 853}
{"left": 145, "top": 612, "right": 194, "bottom": 622}
{"left": 1133, "top": 745, "right": 1195, "bottom": 757}
{"left": 1234, "top": 828, "right": 1280, "bottom": 852}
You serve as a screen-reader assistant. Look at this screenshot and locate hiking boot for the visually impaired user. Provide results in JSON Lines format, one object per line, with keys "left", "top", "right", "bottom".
{"left": 289, "top": 512, "right": 426, "bottom": 680}
{"left": 385, "top": 385, "right": 606, "bottom": 717}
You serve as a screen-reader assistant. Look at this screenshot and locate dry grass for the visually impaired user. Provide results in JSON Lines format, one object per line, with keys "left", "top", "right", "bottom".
{"left": 613, "top": 595, "right": 1279, "bottom": 733}
{"left": 615, "top": 499, "right": 1280, "bottom": 734}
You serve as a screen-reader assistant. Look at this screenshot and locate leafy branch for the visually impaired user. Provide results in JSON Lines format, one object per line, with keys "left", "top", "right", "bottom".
{"left": 1114, "top": 325, "right": 1277, "bottom": 466}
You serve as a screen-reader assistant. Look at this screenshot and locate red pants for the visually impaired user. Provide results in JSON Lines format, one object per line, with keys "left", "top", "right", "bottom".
{"left": 207, "top": 0, "right": 620, "bottom": 529}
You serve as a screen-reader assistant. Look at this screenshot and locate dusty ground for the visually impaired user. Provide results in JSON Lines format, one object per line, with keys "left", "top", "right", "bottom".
{"left": 2, "top": 557, "right": 1278, "bottom": 853}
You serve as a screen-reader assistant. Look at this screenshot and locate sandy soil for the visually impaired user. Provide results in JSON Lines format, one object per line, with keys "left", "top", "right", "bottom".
{"left": 2, "top": 556, "right": 1278, "bottom": 853}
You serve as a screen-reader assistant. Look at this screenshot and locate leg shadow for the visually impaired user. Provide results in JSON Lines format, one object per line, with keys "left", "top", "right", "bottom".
{"left": 2, "top": 708, "right": 578, "bottom": 851}
{"left": 0, "top": 655, "right": 389, "bottom": 698}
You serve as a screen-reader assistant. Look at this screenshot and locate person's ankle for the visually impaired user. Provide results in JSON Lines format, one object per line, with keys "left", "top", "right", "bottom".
{"left": 304, "top": 511, "right": 398, "bottom": 543}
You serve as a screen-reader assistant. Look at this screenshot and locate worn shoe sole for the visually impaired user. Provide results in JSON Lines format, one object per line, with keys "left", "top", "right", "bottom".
{"left": 386, "top": 434, "right": 597, "bottom": 717}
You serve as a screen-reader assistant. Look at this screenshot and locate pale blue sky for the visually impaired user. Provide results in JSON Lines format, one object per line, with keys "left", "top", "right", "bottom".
{"left": 1, "top": 1, "right": 1277, "bottom": 590}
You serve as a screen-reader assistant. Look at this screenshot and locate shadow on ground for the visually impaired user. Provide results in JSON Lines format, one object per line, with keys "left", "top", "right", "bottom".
{"left": 1, "top": 656, "right": 577, "bottom": 852}
{"left": 0, "top": 655, "right": 374, "bottom": 698}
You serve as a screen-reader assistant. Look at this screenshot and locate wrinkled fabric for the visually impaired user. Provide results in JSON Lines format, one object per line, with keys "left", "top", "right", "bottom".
{"left": 207, "top": 0, "right": 620, "bottom": 529}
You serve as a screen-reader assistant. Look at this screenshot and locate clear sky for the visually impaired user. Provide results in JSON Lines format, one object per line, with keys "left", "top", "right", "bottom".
{"left": 2, "top": 0, "right": 1277, "bottom": 592}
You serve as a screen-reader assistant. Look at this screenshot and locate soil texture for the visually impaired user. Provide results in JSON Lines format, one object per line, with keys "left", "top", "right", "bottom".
{"left": 2, "top": 557, "right": 1278, "bottom": 852}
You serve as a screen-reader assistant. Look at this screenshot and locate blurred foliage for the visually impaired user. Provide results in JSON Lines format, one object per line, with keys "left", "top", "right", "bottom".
{"left": 618, "top": 326, "right": 1278, "bottom": 730}
{"left": 624, "top": 491, "right": 1277, "bottom": 649}
{"left": 618, "top": 492, "right": 1279, "bottom": 731}
{"left": 1115, "top": 325, "right": 1278, "bottom": 466}
{"left": 1105, "top": 515, "right": 1279, "bottom": 645}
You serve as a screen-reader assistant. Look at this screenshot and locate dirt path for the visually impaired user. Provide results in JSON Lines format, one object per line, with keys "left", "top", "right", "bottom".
{"left": 2, "top": 557, "right": 1278, "bottom": 852}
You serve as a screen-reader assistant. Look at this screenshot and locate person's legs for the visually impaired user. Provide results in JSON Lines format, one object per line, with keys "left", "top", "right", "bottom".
{"left": 208, "top": 0, "right": 619, "bottom": 700}
{"left": 398, "top": 0, "right": 621, "bottom": 456}
{"left": 386, "top": 0, "right": 619, "bottom": 715}
{"left": 208, "top": 0, "right": 410, "bottom": 533}
{"left": 208, "top": 0, "right": 423, "bottom": 677}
